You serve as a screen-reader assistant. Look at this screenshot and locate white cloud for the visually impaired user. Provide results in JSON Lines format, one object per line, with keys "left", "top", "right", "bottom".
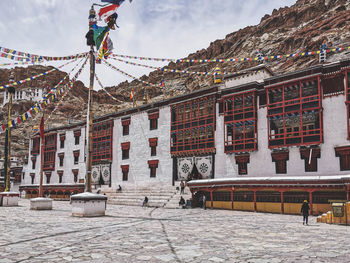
{"left": 0, "top": 0, "right": 297, "bottom": 88}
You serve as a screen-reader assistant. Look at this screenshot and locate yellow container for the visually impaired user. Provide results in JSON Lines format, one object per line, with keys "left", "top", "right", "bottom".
{"left": 321, "top": 213, "right": 327, "bottom": 223}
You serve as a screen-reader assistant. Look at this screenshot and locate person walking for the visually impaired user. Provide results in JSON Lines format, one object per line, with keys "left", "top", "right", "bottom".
{"left": 301, "top": 200, "right": 310, "bottom": 225}
{"left": 180, "top": 180, "right": 185, "bottom": 194}
{"left": 142, "top": 196, "right": 149, "bottom": 207}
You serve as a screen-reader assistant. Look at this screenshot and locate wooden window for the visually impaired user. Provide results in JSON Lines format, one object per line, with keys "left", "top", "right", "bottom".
{"left": 31, "top": 137, "right": 40, "bottom": 155}
{"left": 148, "top": 160, "right": 159, "bottom": 178}
{"left": 57, "top": 171, "right": 63, "bottom": 183}
{"left": 300, "top": 147, "right": 321, "bottom": 172}
{"left": 58, "top": 153, "right": 64, "bottom": 167}
{"left": 45, "top": 172, "right": 51, "bottom": 184}
{"left": 235, "top": 154, "right": 250, "bottom": 175}
{"left": 72, "top": 169, "right": 79, "bottom": 183}
{"left": 74, "top": 130, "right": 81, "bottom": 145}
{"left": 43, "top": 133, "right": 57, "bottom": 171}
{"left": 31, "top": 157, "right": 36, "bottom": 170}
{"left": 121, "top": 165, "right": 129, "bottom": 181}
{"left": 271, "top": 151, "right": 289, "bottom": 174}
{"left": 92, "top": 120, "right": 113, "bottom": 164}
{"left": 30, "top": 173, "right": 35, "bottom": 184}
{"left": 149, "top": 138, "right": 158, "bottom": 156}
{"left": 170, "top": 95, "right": 215, "bottom": 155}
{"left": 224, "top": 91, "right": 257, "bottom": 153}
{"left": 122, "top": 118, "right": 130, "bottom": 136}
{"left": 267, "top": 77, "right": 322, "bottom": 149}
{"left": 335, "top": 146, "right": 350, "bottom": 171}
{"left": 149, "top": 112, "right": 159, "bottom": 130}
{"left": 121, "top": 142, "right": 130, "bottom": 160}
{"left": 59, "top": 134, "right": 65, "bottom": 149}
{"left": 73, "top": 150, "right": 80, "bottom": 165}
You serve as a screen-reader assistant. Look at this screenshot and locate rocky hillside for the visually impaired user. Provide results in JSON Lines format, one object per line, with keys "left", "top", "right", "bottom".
{"left": 0, "top": 0, "right": 349, "bottom": 157}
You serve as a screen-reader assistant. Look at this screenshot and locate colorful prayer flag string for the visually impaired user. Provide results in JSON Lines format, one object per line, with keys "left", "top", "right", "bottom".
{"left": 111, "top": 57, "right": 264, "bottom": 76}
{"left": 95, "top": 72, "right": 121, "bottom": 102}
{"left": 101, "top": 56, "right": 159, "bottom": 87}
{"left": 0, "top": 58, "right": 78, "bottom": 90}
{"left": 0, "top": 46, "right": 88, "bottom": 62}
{"left": 0, "top": 57, "right": 88, "bottom": 133}
{"left": 110, "top": 45, "right": 350, "bottom": 64}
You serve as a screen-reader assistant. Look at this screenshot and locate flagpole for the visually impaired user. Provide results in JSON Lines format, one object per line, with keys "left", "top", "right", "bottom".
{"left": 4, "top": 72, "right": 15, "bottom": 192}
{"left": 85, "top": 6, "right": 96, "bottom": 193}
{"left": 39, "top": 112, "right": 44, "bottom": 197}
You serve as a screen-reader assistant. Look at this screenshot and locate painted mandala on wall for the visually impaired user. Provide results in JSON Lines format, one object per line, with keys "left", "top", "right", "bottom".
{"left": 182, "top": 163, "right": 190, "bottom": 174}
{"left": 199, "top": 163, "right": 209, "bottom": 174}
{"left": 92, "top": 171, "right": 98, "bottom": 179}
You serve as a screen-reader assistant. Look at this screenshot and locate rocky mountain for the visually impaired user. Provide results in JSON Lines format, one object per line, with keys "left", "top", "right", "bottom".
{"left": 0, "top": 0, "right": 349, "bottom": 157}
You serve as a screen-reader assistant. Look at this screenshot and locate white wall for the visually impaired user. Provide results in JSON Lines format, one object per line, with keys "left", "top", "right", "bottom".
{"left": 112, "top": 106, "right": 173, "bottom": 188}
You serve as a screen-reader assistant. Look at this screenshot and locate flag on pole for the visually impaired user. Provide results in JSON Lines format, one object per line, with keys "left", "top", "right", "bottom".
{"left": 160, "top": 80, "right": 165, "bottom": 89}
{"left": 98, "top": 4, "right": 119, "bottom": 22}
{"left": 130, "top": 88, "right": 134, "bottom": 100}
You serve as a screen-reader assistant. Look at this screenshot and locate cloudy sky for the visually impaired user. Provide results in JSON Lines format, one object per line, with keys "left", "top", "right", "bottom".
{"left": 0, "top": 0, "right": 297, "bottom": 88}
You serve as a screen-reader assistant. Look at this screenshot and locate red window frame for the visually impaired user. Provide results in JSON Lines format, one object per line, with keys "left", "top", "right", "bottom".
{"left": 31, "top": 137, "right": 40, "bottom": 155}
{"left": 73, "top": 150, "right": 80, "bottom": 165}
{"left": 122, "top": 118, "right": 130, "bottom": 136}
{"left": 149, "top": 112, "right": 159, "bottom": 130}
{"left": 57, "top": 170, "right": 63, "bottom": 183}
{"left": 149, "top": 138, "right": 158, "bottom": 156}
{"left": 121, "top": 165, "right": 129, "bottom": 181}
{"left": 235, "top": 154, "right": 250, "bottom": 175}
{"left": 271, "top": 151, "right": 289, "bottom": 174}
{"left": 59, "top": 134, "right": 65, "bottom": 149}
{"left": 148, "top": 160, "right": 159, "bottom": 178}
{"left": 335, "top": 146, "right": 350, "bottom": 171}
{"left": 92, "top": 120, "right": 113, "bottom": 164}
{"left": 43, "top": 133, "right": 57, "bottom": 171}
{"left": 170, "top": 95, "right": 215, "bottom": 155}
{"left": 31, "top": 156, "right": 36, "bottom": 169}
{"left": 58, "top": 153, "right": 64, "bottom": 167}
{"left": 72, "top": 169, "right": 79, "bottom": 183}
{"left": 267, "top": 76, "right": 323, "bottom": 149}
{"left": 121, "top": 142, "right": 130, "bottom": 160}
{"left": 45, "top": 172, "right": 51, "bottom": 184}
{"left": 30, "top": 173, "right": 35, "bottom": 184}
{"left": 300, "top": 147, "right": 321, "bottom": 172}
{"left": 223, "top": 91, "right": 257, "bottom": 153}
{"left": 346, "top": 70, "right": 350, "bottom": 140}
{"left": 74, "top": 130, "right": 81, "bottom": 145}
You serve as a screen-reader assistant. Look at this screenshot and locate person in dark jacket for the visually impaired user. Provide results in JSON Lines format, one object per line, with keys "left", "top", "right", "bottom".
{"left": 301, "top": 200, "right": 310, "bottom": 225}
{"left": 142, "top": 196, "right": 149, "bottom": 207}
{"left": 179, "top": 196, "right": 186, "bottom": 208}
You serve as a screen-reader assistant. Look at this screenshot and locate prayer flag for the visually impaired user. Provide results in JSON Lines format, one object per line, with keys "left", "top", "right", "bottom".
{"left": 98, "top": 4, "right": 119, "bottom": 22}
{"left": 93, "top": 24, "right": 109, "bottom": 50}
{"left": 101, "top": 0, "right": 125, "bottom": 4}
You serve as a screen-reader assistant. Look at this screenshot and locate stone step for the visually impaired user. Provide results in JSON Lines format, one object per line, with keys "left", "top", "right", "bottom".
{"left": 108, "top": 200, "right": 167, "bottom": 207}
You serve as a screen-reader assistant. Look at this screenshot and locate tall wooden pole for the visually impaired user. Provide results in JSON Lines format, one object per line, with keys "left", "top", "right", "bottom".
{"left": 4, "top": 73, "right": 15, "bottom": 192}
{"left": 38, "top": 113, "right": 45, "bottom": 197}
{"left": 85, "top": 6, "right": 96, "bottom": 193}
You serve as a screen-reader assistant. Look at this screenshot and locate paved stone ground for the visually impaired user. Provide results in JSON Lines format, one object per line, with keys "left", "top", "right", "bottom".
{"left": 0, "top": 200, "right": 349, "bottom": 263}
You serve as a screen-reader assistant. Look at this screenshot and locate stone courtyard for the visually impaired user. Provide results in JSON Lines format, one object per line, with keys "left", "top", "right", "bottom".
{"left": 0, "top": 200, "right": 349, "bottom": 263}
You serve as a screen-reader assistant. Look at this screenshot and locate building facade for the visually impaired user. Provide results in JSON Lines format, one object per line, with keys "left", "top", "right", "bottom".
{"left": 19, "top": 60, "right": 350, "bottom": 213}
{"left": 2, "top": 87, "right": 43, "bottom": 106}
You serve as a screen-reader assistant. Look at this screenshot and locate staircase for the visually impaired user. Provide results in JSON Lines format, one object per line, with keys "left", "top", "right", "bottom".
{"left": 101, "top": 186, "right": 177, "bottom": 208}
{"left": 164, "top": 187, "right": 192, "bottom": 209}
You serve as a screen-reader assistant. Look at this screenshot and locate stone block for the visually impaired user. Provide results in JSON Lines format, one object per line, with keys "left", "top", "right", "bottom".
{"left": 0, "top": 192, "right": 20, "bottom": 207}
{"left": 71, "top": 192, "right": 107, "bottom": 217}
{"left": 30, "top": 197, "right": 53, "bottom": 210}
